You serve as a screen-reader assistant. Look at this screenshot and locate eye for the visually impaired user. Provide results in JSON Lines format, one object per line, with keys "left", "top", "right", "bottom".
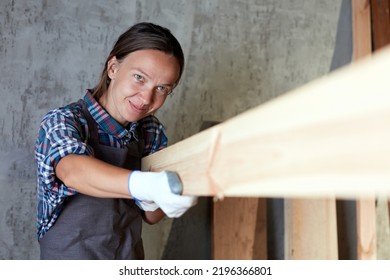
{"left": 133, "top": 74, "right": 144, "bottom": 82}
{"left": 155, "top": 85, "right": 171, "bottom": 96}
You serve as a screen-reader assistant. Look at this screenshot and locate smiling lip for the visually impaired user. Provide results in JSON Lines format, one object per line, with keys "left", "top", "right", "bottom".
{"left": 129, "top": 101, "right": 147, "bottom": 114}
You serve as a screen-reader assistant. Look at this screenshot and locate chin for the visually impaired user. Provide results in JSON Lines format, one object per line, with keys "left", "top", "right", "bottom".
{"left": 126, "top": 113, "right": 147, "bottom": 123}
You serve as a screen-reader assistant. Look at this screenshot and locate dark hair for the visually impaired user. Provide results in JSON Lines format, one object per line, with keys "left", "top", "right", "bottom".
{"left": 92, "top": 22, "right": 185, "bottom": 99}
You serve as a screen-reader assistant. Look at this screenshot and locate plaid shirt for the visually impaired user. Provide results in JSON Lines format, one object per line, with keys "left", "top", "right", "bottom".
{"left": 34, "top": 91, "right": 167, "bottom": 240}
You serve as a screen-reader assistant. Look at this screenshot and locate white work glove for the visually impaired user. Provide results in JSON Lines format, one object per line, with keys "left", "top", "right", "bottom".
{"left": 128, "top": 170, "right": 198, "bottom": 218}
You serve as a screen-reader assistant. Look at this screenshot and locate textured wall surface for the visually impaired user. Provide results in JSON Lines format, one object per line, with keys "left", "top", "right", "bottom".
{"left": 3, "top": 0, "right": 383, "bottom": 260}
{"left": 157, "top": 1, "right": 341, "bottom": 145}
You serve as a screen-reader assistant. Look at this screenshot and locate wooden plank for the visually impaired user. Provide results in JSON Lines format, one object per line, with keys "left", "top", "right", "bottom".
{"left": 352, "top": 0, "right": 377, "bottom": 260}
{"left": 356, "top": 199, "right": 377, "bottom": 259}
{"left": 370, "top": 0, "right": 390, "bottom": 51}
{"left": 352, "top": 0, "right": 372, "bottom": 60}
{"left": 206, "top": 120, "right": 268, "bottom": 260}
{"left": 212, "top": 197, "right": 267, "bottom": 259}
{"left": 142, "top": 46, "right": 390, "bottom": 198}
{"left": 284, "top": 198, "right": 338, "bottom": 259}
{"left": 252, "top": 198, "right": 267, "bottom": 260}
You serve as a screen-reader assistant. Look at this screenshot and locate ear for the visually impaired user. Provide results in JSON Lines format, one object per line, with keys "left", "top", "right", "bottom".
{"left": 107, "top": 56, "right": 119, "bottom": 80}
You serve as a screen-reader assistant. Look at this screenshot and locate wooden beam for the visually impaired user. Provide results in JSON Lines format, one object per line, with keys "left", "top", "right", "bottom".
{"left": 284, "top": 198, "right": 338, "bottom": 259}
{"left": 142, "top": 46, "right": 390, "bottom": 199}
{"left": 352, "top": 0, "right": 377, "bottom": 260}
{"left": 356, "top": 199, "right": 377, "bottom": 259}
{"left": 212, "top": 197, "right": 267, "bottom": 259}
{"left": 206, "top": 120, "right": 267, "bottom": 260}
{"left": 352, "top": 0, "right": 372, "bottom": 60}
{"left": 370, "top": 0, "right": 390, "bottom": 51}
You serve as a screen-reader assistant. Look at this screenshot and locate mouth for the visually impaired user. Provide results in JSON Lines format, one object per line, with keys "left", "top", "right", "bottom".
{"left": 129, "top": 100, "right": 148, "bottom": 114}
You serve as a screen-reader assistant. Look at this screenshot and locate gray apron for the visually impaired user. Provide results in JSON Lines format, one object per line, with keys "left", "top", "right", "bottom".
{"left": 40, "top": 99, "right": 145, "bottom": 260}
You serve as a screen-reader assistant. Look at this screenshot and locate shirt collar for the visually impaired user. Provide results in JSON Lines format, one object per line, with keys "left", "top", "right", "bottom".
{"left": 83, "top": 90, "right": 139, "bottom": 141}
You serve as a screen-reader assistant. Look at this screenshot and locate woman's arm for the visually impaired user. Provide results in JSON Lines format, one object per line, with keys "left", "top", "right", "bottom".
{"left": 56, "top": 153, "right": 194, "bottom": 220}
{"left": 56, "top": 154, "right": 167, "bottom": 223}
{"left": 56, "top": 154, "right": 132, "bottom": 198}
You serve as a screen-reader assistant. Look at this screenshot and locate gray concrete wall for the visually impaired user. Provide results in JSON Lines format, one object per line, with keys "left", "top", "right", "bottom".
{"left": 2, "top": 0, "right": 386, "bottom": 260}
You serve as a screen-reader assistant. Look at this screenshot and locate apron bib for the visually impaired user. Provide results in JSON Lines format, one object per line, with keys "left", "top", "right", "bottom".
{"left": 40, "top": 100, "right": 145, "bottom": 259}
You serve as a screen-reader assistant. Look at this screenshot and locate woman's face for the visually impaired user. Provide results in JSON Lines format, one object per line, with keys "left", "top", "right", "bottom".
{"left": 100, "top": 49, "right": 180, "bottom": 126}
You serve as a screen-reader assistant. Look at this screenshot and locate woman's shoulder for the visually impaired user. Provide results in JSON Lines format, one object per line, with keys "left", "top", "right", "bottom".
{"left": 138, "top": 115, "right": 166, "bottom": 132}
{"left": 138, "top": 115, "right": 168, "bottom": 154}
{"left": 39, "top": 100, "right": 86, "bottom": 130}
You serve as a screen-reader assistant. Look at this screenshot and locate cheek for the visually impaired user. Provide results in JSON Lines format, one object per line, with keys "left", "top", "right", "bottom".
{"left": 153, "top": 97, "right": 167, "bottom": 110}
{"left": 114, "top": 79, "right": 134, "bottom": 98}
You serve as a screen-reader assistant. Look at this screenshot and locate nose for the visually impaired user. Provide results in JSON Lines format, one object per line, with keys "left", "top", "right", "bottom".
{"left": 139, "top": 85, "right": 154, "bottom": 105}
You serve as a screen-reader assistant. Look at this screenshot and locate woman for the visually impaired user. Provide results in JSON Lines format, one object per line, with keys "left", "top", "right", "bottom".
{"left": 34, "top": 22, "right": 197, "bottom": 260}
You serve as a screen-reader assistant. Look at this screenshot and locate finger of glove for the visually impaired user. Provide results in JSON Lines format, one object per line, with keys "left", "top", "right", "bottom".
{"left": 156, "top": 193, "right": 195, "bottom": 209}
{"left": 158, "top": 196, "right": 198, "bottom": 218}
{"left": 136, "top": 200, "right": 159, "bottom": 212}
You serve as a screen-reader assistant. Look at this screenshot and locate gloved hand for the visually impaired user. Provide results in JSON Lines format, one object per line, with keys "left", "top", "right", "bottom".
{"left": 128, "top": 170, "right": 198, "bottom": 218}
